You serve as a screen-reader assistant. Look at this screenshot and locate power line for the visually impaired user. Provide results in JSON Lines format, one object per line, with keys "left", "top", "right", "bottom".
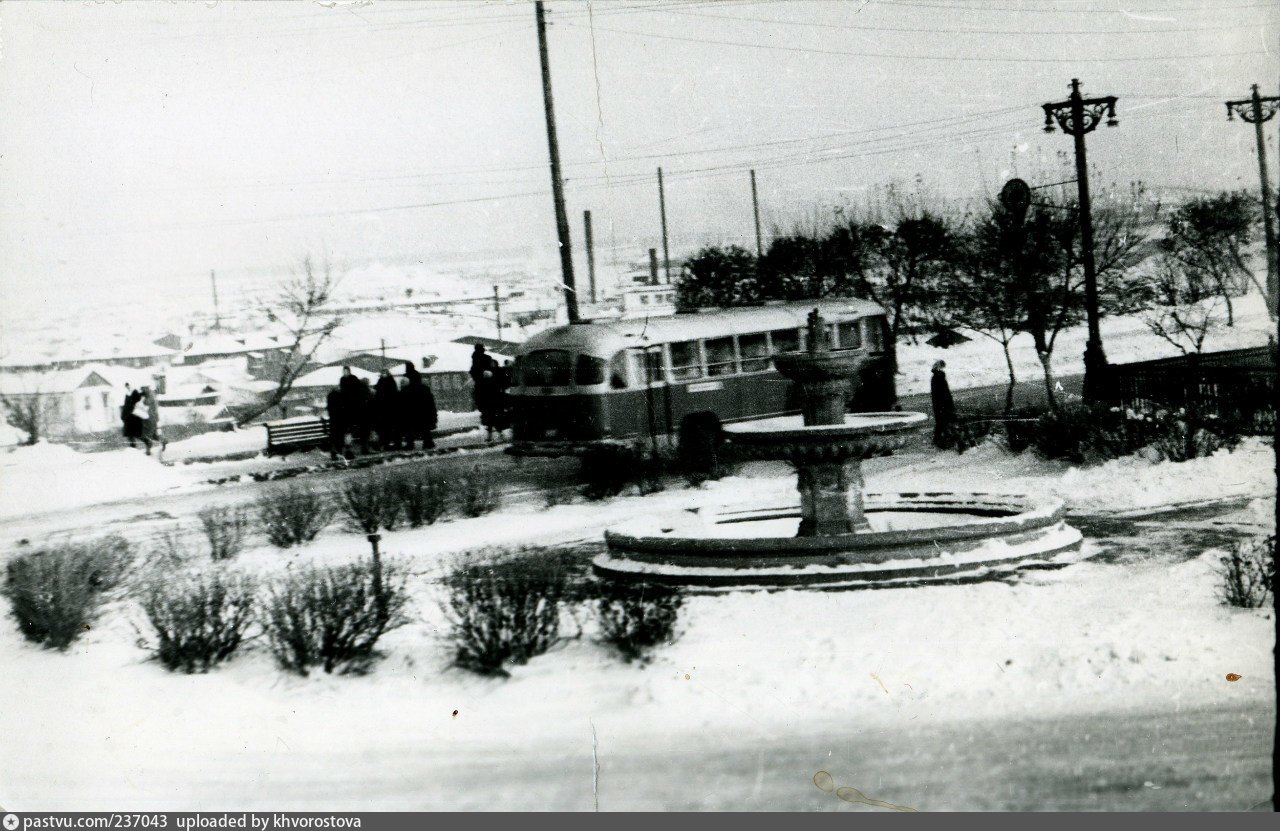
{"left": 878, "top": 0, "right": 1277, "bottom": 13}
{"left": 568, "top": 20, "right": 1268, "bottom": 63}
{"left": 660, "top": 4, "right": 1265, "bottom": 36}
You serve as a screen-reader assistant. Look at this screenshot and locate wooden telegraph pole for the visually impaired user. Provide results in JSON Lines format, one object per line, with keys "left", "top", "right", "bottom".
{"left": 658, "top": 166, "right": 671, "bottom": 282}
{"left": 750, "top": 169, "right": 763, "bottom": 258}
{"left": 584, "top": 210, "right": 597, "bottom": 304}
{"left": 534, "top": 1, "right": 579, "bottom": 323}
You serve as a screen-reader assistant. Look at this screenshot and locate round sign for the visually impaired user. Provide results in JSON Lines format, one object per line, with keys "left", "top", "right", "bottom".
{"left": 999, "top": 178, "right": 1031, "bottom": 217}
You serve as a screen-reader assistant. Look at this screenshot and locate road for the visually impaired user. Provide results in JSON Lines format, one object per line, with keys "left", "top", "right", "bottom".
{"left": 162, "top": 702, "right": 1273, "bottom": 811}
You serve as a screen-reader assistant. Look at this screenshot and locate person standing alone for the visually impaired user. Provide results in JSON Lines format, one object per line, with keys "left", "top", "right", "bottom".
{"left": 930, "top": 360, "right": 956, "bottom": 450}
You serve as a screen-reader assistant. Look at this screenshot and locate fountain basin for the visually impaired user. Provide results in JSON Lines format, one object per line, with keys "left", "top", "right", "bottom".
{"left": 594, "top": 492, "right": 1084, "bottom": 589}
{"left": 724, "top": 412, "right": 927, "bottom": 461}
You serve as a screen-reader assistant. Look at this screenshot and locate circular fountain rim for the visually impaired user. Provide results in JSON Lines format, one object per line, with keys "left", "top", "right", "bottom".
{"left": 723, "top": 411, "right": 927, "bottom": 437}
{"left": 604, "top": 492, "right": 1069, "bottom": 555}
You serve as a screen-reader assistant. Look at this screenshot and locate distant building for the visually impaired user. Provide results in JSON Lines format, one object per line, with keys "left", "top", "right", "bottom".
{"left": 620, "top": 285, "right": 678, "bottom": 318}
{"left": 0, "top": 366, "right": 121, "bottom": 437}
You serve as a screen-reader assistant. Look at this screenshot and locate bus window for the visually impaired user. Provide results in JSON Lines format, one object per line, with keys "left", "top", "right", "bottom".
{"left": 705, "top": 336, "right": 736, "bottom": 376}
{"left": 864, "top": 317, "right": 886, "bottom": 351}
{"left": 770, "top": 328, "right": 799, "bottom": 354}
{"left": 669, "top": 340, "right": 703, "bottom": 380}
{"left": 837, "top": 320, "right": 862, "bottom": 350}
{"left": 575, "top": 354, "right": 607, "bottom": 386}
{"left": 520, "top": 349, "right": 573, "bottom": 386}
{"left": 739, "top": 332, "right": 770, "bottom": 371}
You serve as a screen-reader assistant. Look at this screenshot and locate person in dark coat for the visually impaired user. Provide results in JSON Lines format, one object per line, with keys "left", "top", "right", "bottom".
{"left": 401, "top": 360, "right": 438, "bottom": 450}
{"left": 336, "top": 367, "right": 368, "bottom": 454}
{"left": 468, "top": 345, "right": 490, "bottom": 413}
{"left": 325, "top": 385, "right": 346, "bottom": 460}
{"left": 373, "top": 369, "right": 400, "bottom": 451}
{"left": 930, "top": 359, "right": 956, "bottom": 449}
{"left": 120, "top": 384, "right": 143, "bottom": 447}
{"left": 475, "top": 363, "right": 501, "bottom": 442}
{"left": 353, "top": 377, "right": 373, "bottom": 454}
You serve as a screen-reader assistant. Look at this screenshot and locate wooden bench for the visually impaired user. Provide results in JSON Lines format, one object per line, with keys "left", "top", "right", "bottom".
{"left": 265, "top": 417, "right": 330, "bottom": 457}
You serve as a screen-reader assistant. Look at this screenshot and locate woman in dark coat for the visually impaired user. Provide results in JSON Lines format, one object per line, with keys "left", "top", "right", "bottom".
{"left": 373, "top": 369, "right": 401, "bottom": 451}
{"left": 930, "top": 360, "right": 956, "bottom": 449}
{"left": 402, "top": 361, "right": 438, "bottom": 450}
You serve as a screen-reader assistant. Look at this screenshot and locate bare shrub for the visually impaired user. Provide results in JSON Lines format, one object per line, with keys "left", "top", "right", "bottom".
{"left": 1217, "top": 535, "right": 1274, "bottom": 609}
{"left": 2, "top": 536, "right": 133, "bottom": 650}
{"left": 456, "top": 466, "right": 500, "bottom": 518}
{"left": 137, "top": 569, "right": 256, "bottom": 673}
{"left": 335, "top": 472, "right": 402, "bottom": 534}
{"left": 263, "top": 554, "right": 409, "bottom": 676}
{"left": 198, "top": 506, "right": 252, "bottom": 561}
{"left": 257, "top": 484, "right": 328, "bottom": 548}
{"left": 594, "top": 581, "right": 683, "bottom": 664}
{"left": 394, "top": 468, "right": 450, "bottom": 527}
{"left": 442, "top": 552, "right": 572, "bottom": 676}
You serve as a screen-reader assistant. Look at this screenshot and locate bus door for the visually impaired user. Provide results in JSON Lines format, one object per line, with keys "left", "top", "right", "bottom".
{"left": 631, "top": 346, "right": 673, "bottom": 445}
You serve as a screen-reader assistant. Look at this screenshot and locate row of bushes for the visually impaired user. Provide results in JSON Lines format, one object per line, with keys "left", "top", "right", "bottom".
{"left": 4, "top": 536, "right": 682, "bottom": 677}
{"left": 160, "top": 467, "right": 502, "bottom": 563}
{"left": 951, "top": 402, "right": 1256, "bottom": 466}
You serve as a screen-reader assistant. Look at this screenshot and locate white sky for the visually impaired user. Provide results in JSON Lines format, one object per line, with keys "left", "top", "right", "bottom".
{"left": 1, "top": 0, "right": 1277, "bottom": 328}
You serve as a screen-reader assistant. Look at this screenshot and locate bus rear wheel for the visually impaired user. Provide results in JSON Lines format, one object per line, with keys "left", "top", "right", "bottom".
{"left": 677, "top": 413, "right": 723, "bottom": 483}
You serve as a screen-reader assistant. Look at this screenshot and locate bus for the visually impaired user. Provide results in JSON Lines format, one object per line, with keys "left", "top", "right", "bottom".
{"left": 507, "top": 298, "right": 894, "bottom": 456}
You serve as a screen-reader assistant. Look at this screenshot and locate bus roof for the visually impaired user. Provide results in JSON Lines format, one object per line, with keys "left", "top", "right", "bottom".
{"left": 517, "top": 298, "right": 886, "bottom": 357}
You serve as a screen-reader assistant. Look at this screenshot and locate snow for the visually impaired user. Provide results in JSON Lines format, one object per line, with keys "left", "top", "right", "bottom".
{"left": 0, "top": 441, "right": 192, "bottom": 521}
{"left": 164, "top": 426, "right": 268, "bottom": 462}
{"left": 0, "top": 431, "right": 1274, "bottom": 808}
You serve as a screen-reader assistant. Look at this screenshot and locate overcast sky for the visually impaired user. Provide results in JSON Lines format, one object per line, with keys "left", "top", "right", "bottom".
{"left": 1, "top": 0, "right": 1276, "bottom": 326}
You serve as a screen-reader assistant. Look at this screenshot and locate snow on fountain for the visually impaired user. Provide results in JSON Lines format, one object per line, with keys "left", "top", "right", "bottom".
{"left": 593, "top": 308, "right": 1084, "bottom": 589}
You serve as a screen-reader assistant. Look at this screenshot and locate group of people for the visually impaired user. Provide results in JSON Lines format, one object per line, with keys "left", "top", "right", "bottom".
{"left": 469, "top": 344, "right": 513, "bottom": 443}
{"left": 120, "top": 383, "right": 161, "bottom": 455}
{"left": 326, "top": 360, "right": 438, "bottom": 460}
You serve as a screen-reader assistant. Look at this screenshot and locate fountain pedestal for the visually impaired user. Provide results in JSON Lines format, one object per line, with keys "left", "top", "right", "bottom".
{"left": 770, "top": 309, "right": 876, "bottom": 537}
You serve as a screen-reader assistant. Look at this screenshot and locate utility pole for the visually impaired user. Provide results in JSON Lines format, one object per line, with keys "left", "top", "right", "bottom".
{"left": 1042, "top": 78, "right": 1119, "bottom": 404}
{"left": 380, "top": 338, "right": 386, "bottom": 361}
{"left": 657, "top": 166, "right": 671, "bottom": 283}
{"left": 1226, "top": 84, "right": 1279, "bottom": 318}
{"left": 493, "top": 285, "right": 502, "bottom": 340}
{"left": 210, "top": 270, "right": 221, "bottom": 330}
{"left": 535, "top": 1, "right": 579, "bottom": 323}
{"left": 750, "top": 169, "right": 763, "bottom": 258}
{"left": 584, "top": 210, "right": 597, "bottom": 304}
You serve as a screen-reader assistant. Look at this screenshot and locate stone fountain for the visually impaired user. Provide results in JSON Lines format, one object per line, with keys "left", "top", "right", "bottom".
{"left": 593, "top": 309, "right": 1084, "bottom": 589}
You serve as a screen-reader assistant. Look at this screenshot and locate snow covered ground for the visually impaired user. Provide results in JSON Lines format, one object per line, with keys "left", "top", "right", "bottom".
{"left": 0, "top": 433, "right": 1273, "bottom": 809}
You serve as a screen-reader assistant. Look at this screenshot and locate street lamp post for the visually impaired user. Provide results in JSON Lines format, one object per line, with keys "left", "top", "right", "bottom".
{"left": 1226, "top": 84, "right": 1280, "bottom": 319}
{"left": 1042, "top": 78, "right": 1118, "bottom": 404}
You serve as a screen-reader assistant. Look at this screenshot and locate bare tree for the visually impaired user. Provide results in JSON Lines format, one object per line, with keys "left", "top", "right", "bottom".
{"left": 1018, "top": 186, "right": 1148, "bottom": 412}
{"left": 1159, "top": 191, "right": 1257, "bottom": 326}
{"left": 942, "top": 204, "right": 1029, "bottom": 414}
{"left": 1141, "top": 244, "right": 1227, "bottom": 355}
{"left": 236, "top": 256, "right": 343, "bottom": 425}
{"left": 0, "top": 386, "right": 54, "bottom": 445}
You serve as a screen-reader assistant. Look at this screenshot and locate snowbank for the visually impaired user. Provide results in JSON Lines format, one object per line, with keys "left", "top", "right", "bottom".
{"left": 0, "top": 441, "right": 190, "bottom": 521}
{"left": 164, "top": 426, "right": 267, "bottom": 461}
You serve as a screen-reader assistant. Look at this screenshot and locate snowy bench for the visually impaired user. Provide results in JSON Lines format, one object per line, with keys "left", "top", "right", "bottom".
{"left": 264, "top": 417, "right": 330, "bottom": 457}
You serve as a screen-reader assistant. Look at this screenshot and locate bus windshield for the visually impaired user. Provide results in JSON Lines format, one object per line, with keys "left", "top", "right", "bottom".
{"left": 518, "top": 349, "right": 573, "bottom": 386}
